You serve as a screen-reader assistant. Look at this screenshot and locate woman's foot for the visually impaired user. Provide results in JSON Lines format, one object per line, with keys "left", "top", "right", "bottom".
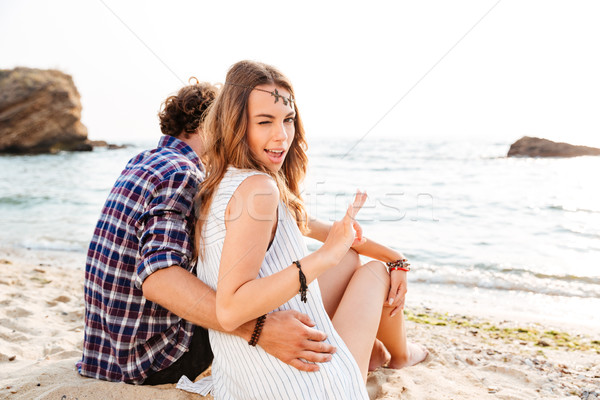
{"left": 387, "top": 342, "right": 428, "bottom": 369}
{"left": 368, "top": 339, "right": 391, "bottom": 371}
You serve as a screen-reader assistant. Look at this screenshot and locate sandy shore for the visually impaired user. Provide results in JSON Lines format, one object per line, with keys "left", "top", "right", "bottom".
{"left": 1, "top": 255, "right": 598, "bottom": 400}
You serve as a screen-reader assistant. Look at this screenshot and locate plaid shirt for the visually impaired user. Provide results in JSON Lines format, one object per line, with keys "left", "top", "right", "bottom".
{"left": 80, "top": 136, "right": 204, "bottom": 383}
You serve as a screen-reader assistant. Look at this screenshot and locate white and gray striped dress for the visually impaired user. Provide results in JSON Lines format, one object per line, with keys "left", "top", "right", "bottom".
{"left": 197, "top": 167, "right": 368, "bottom": 400}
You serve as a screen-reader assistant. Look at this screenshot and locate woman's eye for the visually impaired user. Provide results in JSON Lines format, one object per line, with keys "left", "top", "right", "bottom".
{"left": 258, "top": 121, "right": 271, "bottom": 125}
{"left": 284, "top": 117, "right": 296, "bottom": 123}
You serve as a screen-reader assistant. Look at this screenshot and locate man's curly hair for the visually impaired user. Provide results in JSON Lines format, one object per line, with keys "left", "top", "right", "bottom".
{"left": 158, "top": 78, "right": 219, "bottom": 137}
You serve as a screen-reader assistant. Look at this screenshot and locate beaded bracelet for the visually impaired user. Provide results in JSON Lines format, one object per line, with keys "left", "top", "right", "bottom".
{"left": 292, "top": 260, "right": 308, "bottom": 303}
{"left": 248, "top": 314, "right": 267, "bottom": 346}
{"left": 385, "top": 258, "right": 411, "bottom": 273}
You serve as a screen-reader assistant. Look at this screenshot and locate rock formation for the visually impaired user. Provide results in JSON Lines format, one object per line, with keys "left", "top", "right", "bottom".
{"left": 0, "top": 67, "right": 89, "bottom": 154}
{"left": 507, "top": 136, "right": 600, "bottom": 158}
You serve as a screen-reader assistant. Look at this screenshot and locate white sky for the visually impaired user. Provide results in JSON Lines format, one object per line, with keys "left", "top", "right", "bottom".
{"left": 2, "top": 0, "right": 599, "bottom": 147}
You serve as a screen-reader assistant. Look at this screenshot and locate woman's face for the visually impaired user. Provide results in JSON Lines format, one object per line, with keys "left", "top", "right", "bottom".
{"left": 246, "top": 84, "right": 296, "bottom": 173}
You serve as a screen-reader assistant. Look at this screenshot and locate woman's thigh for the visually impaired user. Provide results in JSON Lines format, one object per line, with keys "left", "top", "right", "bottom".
{"left": 318, "top": 249, "right": 360, "bottom": 318}
{"left": 331, "top": 261, "right": 389, "bottom": 380}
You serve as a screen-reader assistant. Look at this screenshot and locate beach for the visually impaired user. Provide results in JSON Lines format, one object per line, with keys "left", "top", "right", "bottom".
{"left": 1, "top": 139, "right": 599, "bottom": 399}
{"left": 1, "top": 253, "right": 598, "bottom": 400}
{"left": 3, "top": 0, "right": 600, "bottom": 397}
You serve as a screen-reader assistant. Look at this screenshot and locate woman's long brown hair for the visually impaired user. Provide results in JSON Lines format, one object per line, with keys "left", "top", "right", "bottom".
{"left": 194, "top": 60, "right": 309, "bottom": 259}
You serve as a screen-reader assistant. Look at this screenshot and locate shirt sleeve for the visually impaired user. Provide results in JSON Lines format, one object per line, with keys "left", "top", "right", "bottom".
{"left": 134, "top": 168, "right": 200, "bottom": 289}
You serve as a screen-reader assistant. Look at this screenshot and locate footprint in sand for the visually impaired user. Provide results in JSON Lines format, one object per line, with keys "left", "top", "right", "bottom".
{"left": 46, "top": 296, "right": 72, "bottom": 307}
{"left": 0, "top": 330, "right": 28, "bottom": 342}
{"left": 43, "top": 343, "right": 68, "bottom": 357}
{"left": 53, "top": 295, "right": 71, "bottom": 303}
{"left": 0, "top": 351, "right": 17, "bottom": 362}
{"left": 481, "top": 363, "right": 532, "bottom": 384}
{"left": 6, "top": 307, "right": 33, "bottom": 318}
{"left": 51, "top": 349, "right": 82, "bottom": 360}
{"left": 367, "top": 369, "right": 398, "bottom": 400}
{"left": 0, "top": 317, "right": 28, "bottom": 332}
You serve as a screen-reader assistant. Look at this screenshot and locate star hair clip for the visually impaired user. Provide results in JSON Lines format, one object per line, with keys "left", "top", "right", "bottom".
{"left": 256, "top": 87, "right": 294, "bottom": 107}
{"left": 226, "top": 82, "right": 294, "bottom": 107}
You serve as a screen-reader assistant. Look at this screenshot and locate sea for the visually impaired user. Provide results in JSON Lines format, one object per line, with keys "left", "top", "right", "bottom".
{"left": 1, "top": 137, "right": 599, "bottom": 331}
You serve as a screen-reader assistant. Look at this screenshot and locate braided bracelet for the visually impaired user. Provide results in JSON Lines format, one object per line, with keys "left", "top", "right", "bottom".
{"left": 385, "top": 258, "right": 411, "bottom": 273}
{"left": 292, "top": 260, "right": 308, "bottom": 303}
{"left": 248, "top": 314, "right": 267, "bottom": 346}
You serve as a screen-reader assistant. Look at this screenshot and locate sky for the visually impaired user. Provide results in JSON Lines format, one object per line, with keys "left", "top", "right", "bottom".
{"left": 1, "top": 0, "right": 600, "bottom": 147}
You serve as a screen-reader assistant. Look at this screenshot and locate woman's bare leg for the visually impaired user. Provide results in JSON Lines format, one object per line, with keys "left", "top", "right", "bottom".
{"left": 377, "top": 308, "right": 428, "bottom": 369}
{"left": 320, "top": 253, "right": 427, "bottom": 372}
{"left": 368, "top": 338, "right": 391, "bottom": 371}
{"left": 331, "top": 261, "right": 388, "bottom": 381}
{"left": 318, "top": 249, "right": 360, "bottom": 317}
{"left": 320, "top": 252, "right": 390, "bottom": 371}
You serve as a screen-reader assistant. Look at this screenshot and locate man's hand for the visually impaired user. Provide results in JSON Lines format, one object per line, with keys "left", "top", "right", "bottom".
{"left": 258, "top": 310, "right": 336, "bottom": 372}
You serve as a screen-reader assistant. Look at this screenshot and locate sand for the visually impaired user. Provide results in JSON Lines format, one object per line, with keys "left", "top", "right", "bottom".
{"left": 1, "top": 254, "right": 599, "bottom": 400}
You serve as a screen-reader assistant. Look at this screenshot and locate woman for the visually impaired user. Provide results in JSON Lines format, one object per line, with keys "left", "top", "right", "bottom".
{"left": 194, "top": 60, "right": 425, "bottom": 399}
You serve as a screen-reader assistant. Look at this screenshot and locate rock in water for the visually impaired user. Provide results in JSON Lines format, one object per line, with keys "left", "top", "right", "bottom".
{"left": 0, "top": 67, "right": 88, "bottom": 154}
{"left": 508, "top": 136, "right": 600, "bottom": 158}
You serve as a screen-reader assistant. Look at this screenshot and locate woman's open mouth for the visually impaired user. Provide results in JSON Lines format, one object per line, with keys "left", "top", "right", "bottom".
{"left": 265, "top": 149, "right": 285, "bottom": 163}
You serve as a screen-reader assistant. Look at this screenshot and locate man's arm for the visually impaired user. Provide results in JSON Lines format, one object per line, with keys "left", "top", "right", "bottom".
{"left": 142, "top": 266, "right": 335, "bottom": 372}
{"left": 142, "top": 265, "right": 230, "bottom": 332}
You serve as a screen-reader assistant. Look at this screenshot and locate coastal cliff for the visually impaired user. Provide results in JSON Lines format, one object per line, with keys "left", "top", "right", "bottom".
{"left": 0, "top": 67, "right": 91, "bottom": 154}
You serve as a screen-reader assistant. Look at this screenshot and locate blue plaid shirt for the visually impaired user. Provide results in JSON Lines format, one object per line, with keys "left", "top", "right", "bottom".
{"left": 80, "top": 136, "right": 204, "bottom": 383}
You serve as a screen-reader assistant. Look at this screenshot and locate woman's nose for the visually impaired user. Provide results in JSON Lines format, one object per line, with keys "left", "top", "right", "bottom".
{"left": 273, "top": 122, "right": 288, "bottom": 141}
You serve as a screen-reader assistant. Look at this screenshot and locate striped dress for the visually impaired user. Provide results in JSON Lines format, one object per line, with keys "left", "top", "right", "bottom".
{"left": 197, "top": 167, "right": 368, "bottom": 400}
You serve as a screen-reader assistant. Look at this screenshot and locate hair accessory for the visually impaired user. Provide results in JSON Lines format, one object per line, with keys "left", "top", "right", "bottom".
{"left": 386, "top": 258, "right": 410, "bottom": 273}
{"left": 292, "top": 260, "right": 308, "bottom": 303}
{"left": 225, "top": 82, "right": 294, "bottom": 107}
{"left": 248, "top": 314, "right": 267, "bottom": 346}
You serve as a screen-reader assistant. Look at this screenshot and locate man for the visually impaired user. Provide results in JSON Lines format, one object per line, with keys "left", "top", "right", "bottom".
{"left": 79, "top": 81, "right": 335, "bottom": 384}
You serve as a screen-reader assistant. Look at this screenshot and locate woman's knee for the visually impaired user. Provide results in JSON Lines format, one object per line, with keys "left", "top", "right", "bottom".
{"left": 354, "top": 261, "right": 389, "bottom": 294}
{"left": 342, "top": 248, "right": 360, "bottom": 271}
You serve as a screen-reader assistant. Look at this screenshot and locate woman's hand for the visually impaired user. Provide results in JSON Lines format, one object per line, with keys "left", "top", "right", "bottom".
{"left": 318, "top": 190, "right": 367, "bottom": 267}
{"left": 384, "top": 269, "right": 407, "bottom": 317}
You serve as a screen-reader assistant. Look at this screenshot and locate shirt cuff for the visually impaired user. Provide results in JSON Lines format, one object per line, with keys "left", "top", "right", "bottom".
{"left": 135, "top": 250, "right": 189, "bottom": 290}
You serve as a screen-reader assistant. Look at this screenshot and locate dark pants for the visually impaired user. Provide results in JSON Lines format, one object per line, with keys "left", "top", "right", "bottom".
{"left": 142, "top": 326, "right": 213, "bottom": 385}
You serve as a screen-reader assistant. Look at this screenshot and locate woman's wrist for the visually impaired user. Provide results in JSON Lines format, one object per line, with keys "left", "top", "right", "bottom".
{"left": 382, "top": 251, "right": 404, "bottom": 264}
{"left": 386, "top": 258, "right": 410, "bottom": 273}
{"left": 312, "top": 248, "right": 339, "bottom": 270}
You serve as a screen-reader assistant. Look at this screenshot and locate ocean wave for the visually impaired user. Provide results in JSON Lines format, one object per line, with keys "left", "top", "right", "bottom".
{"left": 556, "top": 225, "right": 600, "bottom": 240}
{"left": 548, "top": 204, "right": 600, "bottom": 214}
{"left": 0, "top": 196, "right": 26, "bottom": 206}
{"left": 410, "top": 263, "right": 600, "bottom": 299}
{"left": 0, "top": 195, "right": 53, "bottom": 206}
{"left": 18, "top": 238, "right": 87, "bottom": 253}
{"left": 499, "top": 266, "right": 600, "bottom": 285}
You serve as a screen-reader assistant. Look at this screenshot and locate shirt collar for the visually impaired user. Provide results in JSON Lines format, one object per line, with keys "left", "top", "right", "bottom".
{"left": 157, "top": 135, "right": 202, "bottom": 169}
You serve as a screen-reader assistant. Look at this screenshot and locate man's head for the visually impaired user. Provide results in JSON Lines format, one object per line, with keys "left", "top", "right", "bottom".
{"left": 158, "top": 78, "right": 218, "bottom": 139}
